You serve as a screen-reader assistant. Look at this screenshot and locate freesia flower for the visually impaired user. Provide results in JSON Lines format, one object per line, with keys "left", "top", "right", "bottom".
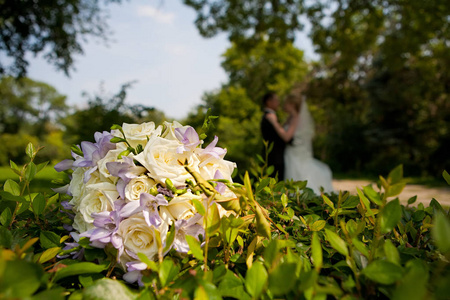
{"left": 175, "top": 126, "right": 202, "bottom": 153}
{"left": 172, "top": 214, "right": 204, "bottom": 253}
{"left": 120, "top": 193, "right": 168, "bottom": 227}
{"left": 106, "top": 156, "right": 147, "bottom": 199}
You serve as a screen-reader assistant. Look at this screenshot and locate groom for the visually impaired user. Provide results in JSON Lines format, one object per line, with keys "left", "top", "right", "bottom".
{"left": 260, "top": 92, "right": 286, "bottom": 180}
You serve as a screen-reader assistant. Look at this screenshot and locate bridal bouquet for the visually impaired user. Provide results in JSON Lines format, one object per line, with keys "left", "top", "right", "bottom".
{"left": 55, "top": 121, "right": 238, "bottom": 284}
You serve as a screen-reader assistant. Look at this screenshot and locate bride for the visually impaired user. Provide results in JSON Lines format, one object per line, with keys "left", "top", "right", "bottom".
{"left": 267, "top": 94, "right": 334, "bottom": 194}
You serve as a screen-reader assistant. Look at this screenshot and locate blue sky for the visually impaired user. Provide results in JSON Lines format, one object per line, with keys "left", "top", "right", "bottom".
{"left": 26, "top": 0, "right": 316, "bottom": 120}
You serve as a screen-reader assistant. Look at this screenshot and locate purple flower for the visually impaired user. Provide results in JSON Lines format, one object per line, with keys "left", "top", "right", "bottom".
{"left": 213, "top": 170, "right": 227, "bottom": 195}
{"left": 80, "top": 210, "right": 122, "bottom": 248}
{"left": 198, "top": 136, "right": 227, "bottom": 167}
{"left": 54, "top": 159, "right": 74, "bottom": 172}
{"left": 175, "top": 126, "right": 201, "bottom": 153}
{"left": 72, "top": 131, "right": 116, "bottom": 182}
{"left": 106, "top": 156, "right": 146, "bottom": 199}
{"left": 172, "top": 214, "right": 204, "bottom": 253}
{"left": 120, "top": 193, "right": 168, "bottom": 227}
{"left": 58, "top": 232, "right": 84, "bottom": 260}
{"left": 123, "top": 261, "right": 147, "bottom": 286}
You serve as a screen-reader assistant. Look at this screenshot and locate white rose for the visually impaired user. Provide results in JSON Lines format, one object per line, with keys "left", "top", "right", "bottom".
{"left": 160, "top": 121, "right": 187, "bottom": 140}
{"left": 199, "top": 159, "right": 236, "bottom": 183}
{"left": 121, "top": 122, "right": 162, "bottom": 148}
{"left": 97, "top": 144, "right": 127, "bottom": 182}
{"left": 69, "top": 168, "right": 101, "bottom": 208}
{"left": 78, "top": 182, "right": 118, "bottom": 224}
{"left": 134, "top": 135, "right": 200, "bottom": 187}
{"left": 72, "top": 211, "right": 94, "bottom": 233}
{"left": 124, "top": 175, "right": 156, "bottom": 202}
{"left": 116, "top": 214, "right": 168, "bottom": 260}
{"left": 161, "top": 192, "right": 202, "bottom": 222}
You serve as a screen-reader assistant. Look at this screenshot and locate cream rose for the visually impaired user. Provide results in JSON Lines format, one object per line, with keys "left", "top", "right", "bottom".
{"left": 69, "top": 168, "right": 101, "bottom": 208}
{"left": 160, "top": 121, "right": 187, "bottom": 140}
{"left": 160, "top": 192, "right": 202, "bottom": 223}
{"left": 121, "top": 122, "right": 162, "bottom": 148}
{"left": 134, "top": 135, "right": 201, "bottom": 186}
{"left": 199, "top": 159, "right": 236, "bottom": 183}
{"left": 116, "top": 214, "right": 168, "bottom": 260}
{"left": 97, "top": 144, "right": 127, "bottom": 182}
{"left": 78, "top": 182, "right": 118, "bottom": 225}
{"left": 124, "top": 175, "right": 156, "bottom": 202}
{"left": 72, "top": 212, "right": 94, "bottom": 233}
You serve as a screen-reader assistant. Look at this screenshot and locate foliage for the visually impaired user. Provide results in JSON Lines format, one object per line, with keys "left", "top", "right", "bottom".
{"left": 184, "top": 41, "right": 308, "bottom": 175}
{"left": 0, "top": 0, "right": 123, "bottom": 77}
{"left": 184, "top": 0, "right": 450, "bottom": 178}
{"left": 0, "top": 139, "right": 449, "bottom": 299}
{"left": 62, "top": 82, "right": 167, "bottom": 144}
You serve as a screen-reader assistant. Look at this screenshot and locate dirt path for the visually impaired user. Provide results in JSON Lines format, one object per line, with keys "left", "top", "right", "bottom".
{"left": 332, "top": 179, "right": 450, "bottom": 207}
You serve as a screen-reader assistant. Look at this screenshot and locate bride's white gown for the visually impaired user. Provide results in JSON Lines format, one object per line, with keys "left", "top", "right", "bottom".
{"left": 284, "top": 101, "right": 334, "bottom": 194}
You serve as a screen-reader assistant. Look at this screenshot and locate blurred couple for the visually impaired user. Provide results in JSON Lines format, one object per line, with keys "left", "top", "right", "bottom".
{"left": 260, "top": 91, "right": 334, "bottom": 194}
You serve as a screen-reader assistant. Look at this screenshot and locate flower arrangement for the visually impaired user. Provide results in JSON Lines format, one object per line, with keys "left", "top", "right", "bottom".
{"left": 55, "top": 121, "right": 240, "bottom": 283}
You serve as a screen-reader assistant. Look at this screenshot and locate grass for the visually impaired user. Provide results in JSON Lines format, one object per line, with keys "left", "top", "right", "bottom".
{"left": 0, "top": 165, "right": 67, "bottom": 193}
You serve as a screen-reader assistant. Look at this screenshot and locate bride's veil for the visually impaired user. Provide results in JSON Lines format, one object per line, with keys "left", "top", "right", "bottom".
{"left": 298, "top": 96, "right": 315, "bottom": 140}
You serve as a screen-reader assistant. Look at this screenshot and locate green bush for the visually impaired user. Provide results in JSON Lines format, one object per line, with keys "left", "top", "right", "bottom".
{"left": 0, "top": 143, "right": 449, "bottom": 299}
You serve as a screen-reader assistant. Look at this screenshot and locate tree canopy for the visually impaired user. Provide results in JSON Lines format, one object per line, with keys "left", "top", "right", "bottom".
{"left": 0, "top": 0, "right": 122, "bottom": 77}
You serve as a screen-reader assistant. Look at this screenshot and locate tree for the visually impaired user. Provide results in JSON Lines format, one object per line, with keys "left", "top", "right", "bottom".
{"left": 63, "top": 82, "right": 167, "bottom": 144}
{"left": 0, "top": 0, "right": 123, "bottom": 77}
{"left": 0, "top": 76, "right": 68, "bottom": 137}
{"left": 184, "top": 41, "right": 309, "bottom": 175}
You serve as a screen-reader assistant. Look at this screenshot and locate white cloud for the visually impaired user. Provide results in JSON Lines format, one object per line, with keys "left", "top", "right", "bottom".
{"left": 137, "top": 5, "right": 175, "bottom": 24}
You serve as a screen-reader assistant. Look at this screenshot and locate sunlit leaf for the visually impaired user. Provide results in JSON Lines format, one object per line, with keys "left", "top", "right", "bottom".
{"left": 379, "top": 199, "right": 402, "bottom": 234}
{"left": 245, "top": 261, "right": 267, "bottom": 299}
{"left": 433, "top": 212, "right": 450, "bottom": 253}
{"left": 325, "top": 229, "right": 348, "bottom": 257}
{"left": 159, "top": 258, "right": 180, "bottom": 287}
{"left": 185, "top": 235, "right": 203, "bottom": 261}
{"left": 311, "top": 232, "right": 323, "bottom": 271}
{"left": 388, "top": 165, "right": 403, "bottom": 184}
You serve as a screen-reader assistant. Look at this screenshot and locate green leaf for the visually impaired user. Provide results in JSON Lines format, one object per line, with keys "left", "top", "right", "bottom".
{"left": 110, "top": 137, "right": 127, "bottom": 143}
{"left": 383, "top": 240, "right": 400, "bottom": 265}
{"left": 443, "top": 170, "right": 450, "bottom": 185}
{"left": 9, "top": 160, "right": 21, "bottom": 175}
{"left": 163, "top": 224, "right": 176, "bottom": 254}
{"left": 53, "top": 262, "right": 108, "bottom": 282}
{"left": 325, "top": 229, "right": 348, "bottom": 257}
{"left": 356, "top": 188, "right": 374, "bottom": 217}
{"left": 1, "top": 260, "right": 43, "bottom": 298}
{"left": 268, "top": 262, "right": 298, "bottom": 296}
{"left": 40, "top": 231, "right": 61, "bottom": 249}
{"left": 322, "top": 194, "right": 335, "bottom": 210}
{"left": 25, "top": 162, "right": 37, "bottom": 182}
{"left": 433, "top": 212, "right": 450, "bottom": 253}
{"left": 0, "top": 207, "right": 12, "bottom": 227}
{"left": 281, "top": 193, "right": 288, "bottom": 208}
{"left": 255, "top": 205, "right": 271, "bottom": 239}
{"left": 245, "top": 261, "right": 268, "bottom": 298}
{"left": 38, "top": 247, "right": 61, "bottom": 264}
{"left": 218, "top": 270, "right": 251, "bottom": 300}
{"left": 388, "top": 165, "right": 403, "bottom": 184}
{"left": 387, "top": 182, "right": 406, "bottom": 197}
{"left": 407, "top": 196, "right": 417, "bottom": 205}
{"left": 159, "top": 258, "right": 180, "bottom": 287}
{"left": 16, "top": 201, "right": 30, "bottom": 215}
{"left": 3, "top": 179, "right": 21, "bottom": 196}
{"left": 363, "top": 185, "right": 382, "bottom": 206}
{"left": 0, "top": 191, "right": 25, "bottom": 203}
{"left": 310, "top": 220, "right": 326, "bottom": 231}
{"left": 137, "top": 253, "right": 158, "bottom": 272}
{"left": 35, "top": 161, "right": 49, "bottom": 173}
{"left": 311, "top": 232, "right": 323, "bottom": 271}
{"left": 185, "top": 235, "right": 204, "bottom": 260}
{"left": 362, "top": 260, "right": 403, "bottom": 285}
{"left": 352, "top": 238, "right": 369, "bottom": 258}
{"left": 0, "top": 226, "right": 12, "bottom": 248}
{"left": 192, "top": 198, "right": 206, "bottom": 216}
{"left": 26, "top": 142, "right": 36, "bottom": 159}
{"left": 379, "top": 198, "right": 402, "bottom": 234}
{"left": 32, "top": 193, "right": 46, "bottom": 216}
{"left": 256, "top": 178, "right": 271, "bottom": 194}
{"left": 206, "top": 202, "right": 221, "bottom": 236}
{"left": 82, "top": 278, "right": 136, "bottom": 300}
{"left": 392, "top": 260, "right": 428, "bottom": 300}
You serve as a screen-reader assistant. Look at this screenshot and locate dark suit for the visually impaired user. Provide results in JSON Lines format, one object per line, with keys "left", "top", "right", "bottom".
{"left": 261, "top": 108, "right": 286, "bottom": 180}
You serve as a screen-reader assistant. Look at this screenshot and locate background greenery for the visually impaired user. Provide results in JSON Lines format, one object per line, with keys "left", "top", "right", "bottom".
{"left": 0, "top": 0, "right": 448, "bottom": 180}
